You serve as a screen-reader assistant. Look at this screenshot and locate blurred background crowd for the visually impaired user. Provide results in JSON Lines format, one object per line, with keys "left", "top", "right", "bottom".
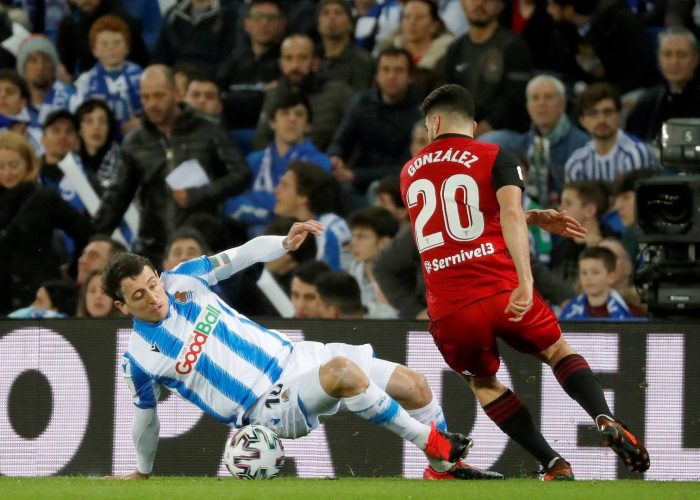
{"left": 1, "top": 0, "right": 698, "bottom": 321}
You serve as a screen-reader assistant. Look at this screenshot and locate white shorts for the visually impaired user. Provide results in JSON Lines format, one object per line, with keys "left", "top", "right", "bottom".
{"left": 243, "top": 341, "right": 397, "bottom": 439}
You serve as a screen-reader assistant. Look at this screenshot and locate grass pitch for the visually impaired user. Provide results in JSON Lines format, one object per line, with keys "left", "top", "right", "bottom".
{"left": 2, "top": 477, "right": 699, "bottom": 500}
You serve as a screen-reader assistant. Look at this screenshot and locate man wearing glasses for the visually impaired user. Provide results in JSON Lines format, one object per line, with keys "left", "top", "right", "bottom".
{"left": 564, "top": 82, "right": 659, "bottom": 183}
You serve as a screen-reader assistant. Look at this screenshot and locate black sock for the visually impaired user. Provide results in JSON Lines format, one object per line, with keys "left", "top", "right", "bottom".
{"left": 483, "top": 389, "right": 559, "bottom": 466}
{"left": 553, "top": 354, "right": 612, "bottom": 421}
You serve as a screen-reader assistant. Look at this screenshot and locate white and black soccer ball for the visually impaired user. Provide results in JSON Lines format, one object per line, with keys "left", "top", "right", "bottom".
{"left": 224, "top": 424, "right": 285, "bottom": 480}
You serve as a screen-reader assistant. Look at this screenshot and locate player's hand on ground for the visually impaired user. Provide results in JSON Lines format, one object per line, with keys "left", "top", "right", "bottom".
{"left": 530, "top": 209, "right": 587, "bottom": 240}
{"left": 505, "top": 283, "right": 533, "bottom": 322}
{"left": 283, "top": 220, "right": 324, "bottom": 251}
{"left": 104, "top": 470, "right": 151, "bottom": 480}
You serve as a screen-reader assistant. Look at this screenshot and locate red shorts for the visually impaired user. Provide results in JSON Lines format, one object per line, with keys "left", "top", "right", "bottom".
{"left": 428, "top": 291, "right": 561, "bottom": 377}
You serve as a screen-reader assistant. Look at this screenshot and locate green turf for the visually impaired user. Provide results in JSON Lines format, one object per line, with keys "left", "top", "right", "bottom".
{"left": 2, "top": 477, "right": 699, "bottom": 500}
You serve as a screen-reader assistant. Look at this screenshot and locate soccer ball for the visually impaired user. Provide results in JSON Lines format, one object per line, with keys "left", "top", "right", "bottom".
{"left": 224, "top": 424, "right": 285, "bottom": 479}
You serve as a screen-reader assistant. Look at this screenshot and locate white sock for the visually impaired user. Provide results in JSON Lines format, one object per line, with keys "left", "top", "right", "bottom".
{"left": 408, "top": 398, "right": 452, "bottom": 472}
{"left": 344, "top": 381, "right": 430, "bottom": 449}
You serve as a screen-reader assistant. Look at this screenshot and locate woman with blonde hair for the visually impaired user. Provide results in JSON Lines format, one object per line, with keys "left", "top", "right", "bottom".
{"left": 0, "top": 130, "right": 94, "bottom": 314}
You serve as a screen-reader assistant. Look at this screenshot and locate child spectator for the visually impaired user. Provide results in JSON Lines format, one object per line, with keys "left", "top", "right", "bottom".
{"left": 76, "top": 269, "right": 121, "bottom": 317}
{"left": 74, "top": 15, "right": 143, "bottom": 135}
{"left": 348, "top": 206, "right": 399, "bottom": 318}
{"left": 559, "top": 247, "right": 644, "bottom": 320}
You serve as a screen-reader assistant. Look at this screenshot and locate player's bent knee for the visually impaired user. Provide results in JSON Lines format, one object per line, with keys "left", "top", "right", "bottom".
{"left": 320, "top": 356, "right": 368, "bottom": 397}
{"left": 409, "top": 371, "right": 433, "bottom": 407}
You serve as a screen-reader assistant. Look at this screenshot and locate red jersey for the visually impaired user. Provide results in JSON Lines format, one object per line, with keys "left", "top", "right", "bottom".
{"left": 400, "top": 133, "right": 526, "bottom": 320}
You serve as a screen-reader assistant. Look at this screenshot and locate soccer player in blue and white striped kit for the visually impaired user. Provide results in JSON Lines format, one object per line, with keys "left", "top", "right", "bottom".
{"left": 103, "top": 220, "right": 503, "bottom": 480}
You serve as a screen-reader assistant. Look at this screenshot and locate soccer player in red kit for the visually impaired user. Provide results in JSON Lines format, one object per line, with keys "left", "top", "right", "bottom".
{"left": 400, "top": 85, "right": 650, "bottom": 480}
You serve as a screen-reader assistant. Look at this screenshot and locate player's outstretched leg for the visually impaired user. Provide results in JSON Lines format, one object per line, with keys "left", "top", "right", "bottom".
{"left": 542, "top": 338, "right": 650, "bottom": 473}
{"left": 320, "top": 357, "right": 471, "bottom": 463}
{"left": 376, "top": 362, "right": 504, "bottom": 479}
{"left": 466, "top": 375, "right": 573, "bottom": 480}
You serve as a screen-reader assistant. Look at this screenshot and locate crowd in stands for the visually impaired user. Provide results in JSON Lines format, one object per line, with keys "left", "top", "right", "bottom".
{"left": 1, "top": 0, "right": 698, "bottom": 321}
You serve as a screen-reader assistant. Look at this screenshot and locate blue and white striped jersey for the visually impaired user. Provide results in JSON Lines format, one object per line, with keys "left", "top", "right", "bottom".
{"left": 564, "top": 130, "right": 659, "bottom": 183}
{"left": 121, "top": 256, "right": 294, "bottom": 427}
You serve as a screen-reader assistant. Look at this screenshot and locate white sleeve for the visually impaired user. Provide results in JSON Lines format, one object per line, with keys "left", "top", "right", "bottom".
{"left": 210, "top": 235, "right": 287, "bottom": 282}
{"left": 132, "top": 407, "right": 160, "bottom": 475}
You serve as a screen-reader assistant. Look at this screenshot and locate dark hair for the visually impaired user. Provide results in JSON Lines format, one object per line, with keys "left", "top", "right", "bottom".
{"left": 315, "top": 271, "right": 365, "bottom": 315}
{"left": 249, "top": 0, "right": 283, "bottom": 12}
{"left": 564, "top": 180, "right": 609, "bottom": 218}
{"left": 103, "top": 252, "right": 156, "bottom": 302}
{"left": 579, "top": 246, "right": 617, "bottom": 273}
{"left": 43, "top": 109, "right": 77, "bottom": 131}
{"left": 87, "top": 234, "right": 128, "bottom": 259}
{"left": 187, "top": 71, "right": 220, "bottom": 89}
{"left": 577, "top": 82, "right": 621, "bottom": 116}
{"left": 264, "top": 217, "right": 317, "bottom": 264}
{"left": 376, "top": 46, "right": 415, "bottom": 75}
{"left": 42, "top": 280, "right": 78, "bottom": 315}
{"left": 75, "top": 98, "right": 118, "bottom": 149}
{"left": 289, "top": 161, "right": 339, "bottom": 215}
{"left": 270, "top": 90, "right": 313, "bottom": 122}
{"left": 291, "top": 259, "right": 331, "bottom": 286}
{"left": 614, "top": 168, "right": 658, "bottom": 196}
{"left": 421, "top": 84, "right": 475, "bottom": 120}
{"left": 348, "top": 206, "right": 399, "bottom": 238}
{"left": 0, "top": 69, "right": 30, "bottom": 100}
{"left": 165, "top": 227, "right": 211, "bottom": 257}
{"left": 375, "top": 176, "right": 403, "bottom": 209}
{"left": 551, "top": 0, "right": 598, "bottom": 16}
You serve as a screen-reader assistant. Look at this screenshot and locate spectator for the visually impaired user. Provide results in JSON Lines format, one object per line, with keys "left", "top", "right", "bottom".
{"left": 317, "top": 0, "right": 374, "bottom": 91}
{"left": 153, "top": 0, "right": 238, "bottom": 77}
{"left": 374, "top": 175, "right": 409, "bottom": 227}
{"left": 93, "top": 65, "right": 251, "bottom": 265}
{"left": 38, "top": 109, "right": 80, "bottom": 205}
{"left": 504, "top": 0, "right": 559, "bottom": 71}
{"left": 254, "top": 33, "right": 355, "bottom": 151}
{"left": 183, "top": 74, "right": 224, "bottom": 125}
{"left": 74, "top": 15, "right": 143, "bottom": 135}
{"left": 76, "top": 234, "right": 126, "bottom": 286}
{"left": 16, "top": 35, "right": 77, "bottom": 133}
{"left": 218, "top": 0, "right": 286, "bottom": 129}
{"left": 315, "top": 271, "right": 371, "bottom": 318}
{"left": 0, "top": 69, "right": 39, "bottom": 153}
{"left": 263, "top": 216, "right": 318, "bottom": 293}
{"left": 162, "top": 227, "right": 210, "bottom": 271}
{"left": 565, "top": 83, "right": 659, "bottom": 183}
{"left": 480, "top": 74, "right": 589, "bottom": 207}
{"left": 8, "top": 279, "right": 78, "bottom": 318}
{"left": 409, "top": 118, "right": 430, "bottom": 156}
{"left": 225, "top": 91, "right": 332, "bottom": 237}
{"left": 613, "top": 168, "right": 659, "bottom": 261}
{"left": 547, "top": 0, "right": 657, "bottom": 93}
{"left": 290, "top": 259, "right": 332, "bottom": 318}
{"left": 347, "top": 206, "right": 399, "bottom": 318}
{"left": 76, "top": 269, "right": 121, "bottom": 317}
{"left": 558, "top": 246, "right": 644, "bottom": 319}
{"left": 441, "top": 0, "right": 533, "bottom": 134}
{"left": 380, "top": 0, "right": 454, "bottom": 94}
{"left": 56, "top": 0, "right": 149, "bottom": 79}
{"left": 626, "top": 26, "right": 700, "bottom": 142}
{"left": 274, "top": 161, "right": 351, "bottom": 271}
{"left": 598, "top": 236, "right": 644, "bottom": 313}
{"left": 328, "top": 47, "right": 422, "bottom": 201}
{"left": 0, "top": 131, "right": 93, "bottom": 314}
{"left": 75, "top": 99, "right": 121, "bottom": 193}
{"left": 550, "top": 180, "right": 616, "bottom": 285}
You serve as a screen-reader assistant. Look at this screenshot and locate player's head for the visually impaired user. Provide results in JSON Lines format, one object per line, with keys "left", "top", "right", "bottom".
{"left": 421, "top": 84, "right": 476, "bottom": 142}
{"left": 163, "top": 227, "right": 210, "bottom": 271}
{"left": 103, "top": 252, "right": 169, "bottom": 322}
{"left": 315, "top": 271, "right": 366, "bottom": 319}
{"left": 290, "top": 259, "right": 331, "bottom": 318}
{"left": 578, "top": 246, "right": 616, "bottom": 300}
{"left": 77, "top": 234, "right": 127, "bottom": 286}
{"left": 348, "top": 206, "right": 398, "bottom": 264}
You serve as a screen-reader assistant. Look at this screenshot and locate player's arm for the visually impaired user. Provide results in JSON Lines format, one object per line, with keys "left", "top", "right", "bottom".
{"left": 105, "top": 356, "right": 161, "bottom": 480}
{"left": 524, "top": 209, "right": 587, "bottom": 239}
{"left": 209, "top": 220, "right": 324, "bottom": 282}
